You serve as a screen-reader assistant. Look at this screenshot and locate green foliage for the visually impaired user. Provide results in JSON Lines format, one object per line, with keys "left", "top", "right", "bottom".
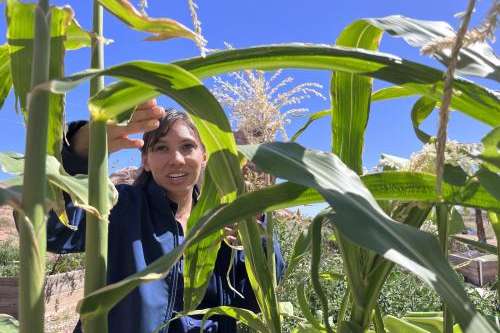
{"left": 273, "top": 215, "right": 498, "bottom": 332}
{"left": 0, "top": 239, "right": 85, "bottom": 278}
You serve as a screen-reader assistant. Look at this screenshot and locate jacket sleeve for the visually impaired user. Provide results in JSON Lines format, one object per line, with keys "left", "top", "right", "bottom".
{"left": 46, "top": 121, "right": 89, "bottom": 254}
{"left": 230, "top": 223, "right": 286, "bottom": 312}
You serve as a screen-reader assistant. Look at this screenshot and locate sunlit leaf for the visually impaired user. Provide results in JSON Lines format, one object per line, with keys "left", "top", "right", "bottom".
{"left": 365, "top": 15, "right": 500, "bottom": 82}
{"left": 238, "top": 142, "right": 496, "bottom": 332}
{"left": 0, "top": 152, "right": 117, "bottom": 222}
{"left": 331, "top": 19, "right": 383, "bottom": 174}
{"left": 0, "top": 44, "right": 12, "bottom": 110}
{"left": 411, "top": 97, "right": 435, "bottom": 143}
{"left": 477, "top": 127, "right": 500, "bottom": 173}
{"left": 290, "top": 109, "right": 329, "bottom": 142}
{"left": 98, "top": 0, "right": 198, "bottom": 41}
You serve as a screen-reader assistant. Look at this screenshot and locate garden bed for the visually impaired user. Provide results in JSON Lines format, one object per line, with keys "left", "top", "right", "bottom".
{"left": 0, "top": 270, "right": 84, "bottom": 333}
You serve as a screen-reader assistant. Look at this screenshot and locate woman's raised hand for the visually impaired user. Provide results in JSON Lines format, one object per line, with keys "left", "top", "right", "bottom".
{"left": 71, "top": 99, "right": 165, "bottom": 157}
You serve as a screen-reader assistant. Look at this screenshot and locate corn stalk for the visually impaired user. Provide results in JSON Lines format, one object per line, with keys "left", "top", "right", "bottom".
{"left": 82, "top": 1, "right": 109, "bottom": 332}
{"left": 18, "top": 1, "right": 50, "bottom": 332}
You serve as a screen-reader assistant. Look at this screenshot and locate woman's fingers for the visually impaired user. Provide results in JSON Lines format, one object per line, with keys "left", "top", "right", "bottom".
{"left": 108, "top": 137, "right": 144, "bottom": 154}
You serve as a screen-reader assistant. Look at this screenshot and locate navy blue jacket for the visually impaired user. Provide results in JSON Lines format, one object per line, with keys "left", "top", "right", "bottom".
{"left": 47, "top": 122, "right": 285, "bottom": 333}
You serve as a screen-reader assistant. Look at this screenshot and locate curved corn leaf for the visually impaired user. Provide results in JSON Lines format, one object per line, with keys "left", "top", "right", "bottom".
{"left": 97, "top": 0, "right": 198, "bottom": 42}
{"left": 0, "top": 152, "right": 117, "bottom": 221}
{"left": 477, "top": 127, "right": 500, "bottom": 173}
{"left": 39, "top": 62, "right": 282, "bottom": 329}
{"left": 365, "top": 15, "right": 500, "bottom": 82}
{"left": 0, "top": 44, "right": 12, "bottom": 110}
{"left": 183, "top": 173, "right": 222, "bottom": 311}
{"left": 65, "top": 17, "right": 98, "bottom": 51}
{"left": 6, "top": 0, "right": 73, "bottom": 159}
{"left": 451, "top": 235, "right": 497, "bottom": 255}
{"left": 297, "top": 280, "right": 325, "bottom": 331}
{"left": 310, "top": 215, "right": 333, "bottom": 333}
{"left": 384, "top": 315, "right": 429, "bottom": 333}
{"left": 77, "top": 142, "right": 497, "bottom": 332}
{"left": 237, "top": 142, "right": 496, "bottom": 332}
{"left": 228, "top": 170, "right": 500, "bottom": 214}
{"left": 77, "top": 182, "right": 309, "bottom": 320}
{"left": 290, "top": 109, "right": 330, "bottom": 142}
{"left": 283, "top": 219, "right": 313, "bottom": 280}
{"left": 174, "top": 45, "right": 500, "bottom": 127}
{"left": 181, "top": 306, "right": 268, "bottom": 333}
{"left": 371, "top": 86, "right": 415, "bottom": 102}
{"left": 330, "top": 20, "right": 383, "bottom": 324}
{"left": 331, "top": 19, "right": 383, "bottom": 173}
{"left": 290, "top": 85, "right": 421, "bottom": 143}
{"left": 43, "top": 45, "right": 500, "bottom": 128}
{"left": 411, "top": 97, "right": 436, "bottom": 143}
{"left": 0, "top": 314, "right": 19, "bottom": 333}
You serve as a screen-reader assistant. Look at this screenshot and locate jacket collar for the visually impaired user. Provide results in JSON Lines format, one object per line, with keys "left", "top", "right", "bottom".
{"left": 144, "top": 177, "right": 199, "bottom": 217}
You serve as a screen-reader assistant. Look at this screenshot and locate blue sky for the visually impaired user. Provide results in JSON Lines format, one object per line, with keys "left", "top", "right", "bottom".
{"left": 0, "top": 0, "right": 498, "bottom": 215}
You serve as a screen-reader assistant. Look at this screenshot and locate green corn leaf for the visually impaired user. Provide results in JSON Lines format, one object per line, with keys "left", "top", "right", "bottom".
{"left": 0, "top": 44, "right": 12, "bottom": 110}
{"left": 365, "top": 15, "right": 500, "bottom": 82}
{"left": 183, "top": 173, "right": 223, "bottom": 311}
{"left": 372, "top": 86, "right": 415, "bottom": 102}
{"left": 0, "top": 152, "right": 117, "bottom": 222}
{"left": 174, "top": 45, "right": 500, "bottom": 127}
{"left": 290, "top": 109, "right": 330, "bottom": 142}
{"left": 97, "top": 0, "right": 198, "bottom": 42}
{"left": 411, "top": 97, "right": 436, "bottom": 143}
{"left": 477, "top": 167, "right": 500, "bottom": 201}
{"left": 403, "top": 315, "right": 444, "bottom": 332}
{"left": 331, "top": 19, "right": 383, "bottom": 174}
{"left": 297, "top": 280, "right": 326, "bottom": 331}
{"left": 180, "top": 306, "right": 269, "bottom": 333}
{"left": 6, "top": 0, "right": 76, "bottom": 159}
{"left": 283, "top": 219, "right": 313, "bottom": 280}
{"left": 65, "top": 16, "right": 98, "bottom": 51}
{"left": 290, "top": 85, "right": 417, "bottom": 143}
{"left": 310, "top": 214, "right": 333, "bottom": 333}
{"left": 384, "top": 315, "right": 429, "bottom": 333}
{"left": 76, "top": 142, "right": 497, "bottom": 332}
{"left": 237, "top": 142, "right": 497, "bottom": 332}
{"left": 42, "top": 46, "right": 500, "bottom": 129}
{"left": 39, "top": 61, "right": 282, "bottom": 329}
{"left": 477, "top": 127, "right": 500, "bottom": 173}
{"left": 451, "top": 235, "right": 497, "bottom": 255}
{"left": 330, "top": 20, "right": 383, "bottom": 323}
{"left": 0, "top": 314, "right": 19, "bottom": 333}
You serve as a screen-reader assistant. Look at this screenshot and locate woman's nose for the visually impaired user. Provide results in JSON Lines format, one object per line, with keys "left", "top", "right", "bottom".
{"left": 169, "top": 150, "right": 185, "bottom": 165}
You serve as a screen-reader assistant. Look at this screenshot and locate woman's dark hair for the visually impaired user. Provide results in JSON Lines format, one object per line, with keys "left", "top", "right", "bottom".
{"left": 133, "top": 108, "right": 204, "bottom": 186}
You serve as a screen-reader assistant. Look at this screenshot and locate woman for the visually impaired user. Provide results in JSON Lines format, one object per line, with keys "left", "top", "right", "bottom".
{"left": 47, "top": 100, "right": 284, "bottom": 333}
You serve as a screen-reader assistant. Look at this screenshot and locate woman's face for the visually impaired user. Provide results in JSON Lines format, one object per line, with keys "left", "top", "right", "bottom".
{"left": 143, "top": 120, "right": 206, "bottom": 202}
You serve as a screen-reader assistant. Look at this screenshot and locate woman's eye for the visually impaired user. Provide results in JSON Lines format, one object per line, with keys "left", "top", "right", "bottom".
{"left": 182, "top": 143, "right": 196, "bottom": 151}
{"left": 154, "top": 145, "right": 167, "bottom": 152}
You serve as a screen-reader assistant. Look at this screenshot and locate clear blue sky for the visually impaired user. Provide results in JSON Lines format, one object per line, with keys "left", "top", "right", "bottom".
{"left": 0, "top": 1, "right": 498, "bottom": 214}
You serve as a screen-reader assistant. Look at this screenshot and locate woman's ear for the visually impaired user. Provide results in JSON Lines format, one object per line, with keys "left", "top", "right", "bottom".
{"left": 141, "top": 154, "right": 151, "bottom": 172}
{"left": 201, "top": 151, "right": 207, "bottom": 168}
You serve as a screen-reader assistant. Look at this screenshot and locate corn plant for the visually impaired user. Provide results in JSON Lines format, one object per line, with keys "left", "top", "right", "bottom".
{"left": 0, "top": 1, "right": 499, "bottom": 333}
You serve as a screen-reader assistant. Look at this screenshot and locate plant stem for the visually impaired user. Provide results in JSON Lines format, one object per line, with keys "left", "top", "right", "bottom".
{"left": 311, "top": 216, "right": 334, "bottom": 333}
{"left": 83, "top": 2, "right": 109, "bottom": 332}
{"left": 435, "top": 0, "right": 476, "bottom": 197}
{"left": 337, "top": 285, "right": 350, "bottom": 326}
{"left": 372, "top": 304, "right": 385, "bottom": 333}
{"left": 436, "top": 204, "right": 453, "bottom": 333}
{"left": 265, "top": 212, "right": 276, "bottom": 289}
{"left": 19, "top": 1, "right": 50, "bottom": 332}
{"left": 487, "top": 212, "right": 500, "bottom": 307}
